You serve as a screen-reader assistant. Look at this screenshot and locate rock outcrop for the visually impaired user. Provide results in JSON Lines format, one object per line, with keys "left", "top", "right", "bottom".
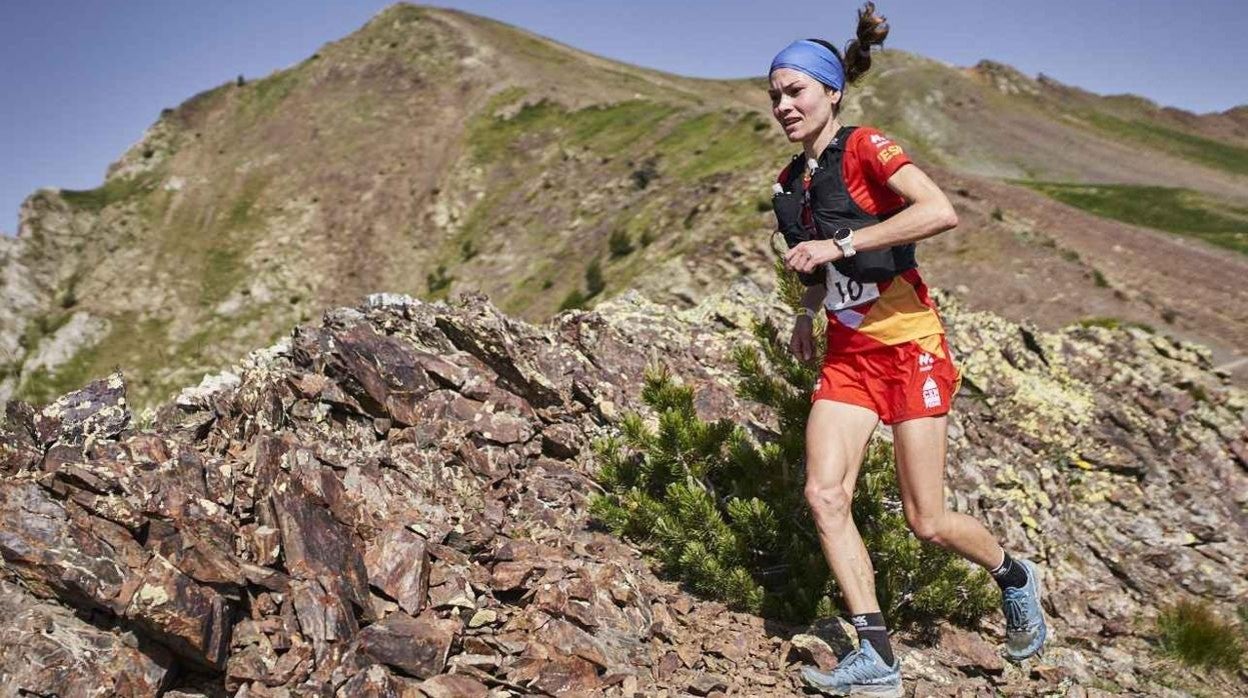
{"left": 1, "top": 283, "right": 1245, "bottom": 697}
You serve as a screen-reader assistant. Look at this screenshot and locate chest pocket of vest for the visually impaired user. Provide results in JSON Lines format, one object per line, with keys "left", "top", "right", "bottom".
{"left": 808, "top": 166, "right": 903, "bottom": 284}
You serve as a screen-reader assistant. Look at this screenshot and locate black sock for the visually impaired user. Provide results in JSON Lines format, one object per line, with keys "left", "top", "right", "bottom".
{"left": 989, "top": 550, "right": 1028, "bottom": 590}
{"left": 849, "top": 612, "right": 894, "bottom": 666}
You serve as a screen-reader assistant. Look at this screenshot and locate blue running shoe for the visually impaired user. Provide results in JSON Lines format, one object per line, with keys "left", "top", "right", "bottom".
{"left": 799, "top": 640, "right": 902, "bottom": 697}
{"left": 1002, "top": 559, "right": 1048, "bottom": 661}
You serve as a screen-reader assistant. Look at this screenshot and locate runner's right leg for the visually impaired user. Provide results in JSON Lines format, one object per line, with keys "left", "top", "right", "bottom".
{"left": 804, "top": 399, "right": 882, "bottom": 618}
{"left": 802, "top": 400, "right": 903, "bottom": 696}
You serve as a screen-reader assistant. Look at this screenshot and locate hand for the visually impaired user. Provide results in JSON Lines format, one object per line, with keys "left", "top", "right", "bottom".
{"left": 784, "top": 239, "right": 841, "bottom": 274}
{"left": 790, "top": 316, "right": 816, "bottom": 362}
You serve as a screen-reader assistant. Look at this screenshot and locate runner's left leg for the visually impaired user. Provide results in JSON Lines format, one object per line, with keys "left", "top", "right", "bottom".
{"left": 891, "top": 415, "right": 1004, "bottom": 568}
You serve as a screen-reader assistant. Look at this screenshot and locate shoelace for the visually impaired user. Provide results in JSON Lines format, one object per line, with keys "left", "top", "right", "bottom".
{"left": 1003, "top": 587, "right": 1032, "bottom": 631}
{"left": 839, "top": 649, "right": 891, "bottom": 682}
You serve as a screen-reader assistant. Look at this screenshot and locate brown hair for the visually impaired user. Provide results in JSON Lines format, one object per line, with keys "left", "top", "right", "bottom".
{"left": 809, "top": 2, "right": 890, "bottom": 87}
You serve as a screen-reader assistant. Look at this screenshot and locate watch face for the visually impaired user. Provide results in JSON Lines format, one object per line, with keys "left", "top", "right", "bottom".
{"left": 833, "top": 228, "right": 852, "bottom": 241}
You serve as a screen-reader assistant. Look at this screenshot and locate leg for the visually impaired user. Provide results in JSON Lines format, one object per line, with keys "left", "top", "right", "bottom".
{"left": 804, "top": 400, "right": 882, "bottom": 614}
{"left": 892, "top": 415, "right": 1004, "bottom": 569}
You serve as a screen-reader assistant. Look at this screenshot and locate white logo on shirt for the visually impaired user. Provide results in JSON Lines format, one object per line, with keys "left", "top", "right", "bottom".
{"left": 870, "top": 133, "right": 890, "bottom": 147}
{"left": 922, "top": 376, "right": 941, "bottom": 408}
{"left": 918, "top": 353, "right": 934, "bottom": 372}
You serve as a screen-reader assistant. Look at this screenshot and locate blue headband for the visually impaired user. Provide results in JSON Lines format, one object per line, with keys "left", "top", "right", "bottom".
{"left": 769, "top": 40, "right": 845, "bottom": 91}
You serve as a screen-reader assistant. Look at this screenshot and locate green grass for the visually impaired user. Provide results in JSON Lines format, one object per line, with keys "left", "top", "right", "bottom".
{"left": 60, "top": 172, "right": 160, "bottom": 212}
{"left": 468, "top": 96, "right": 679, "bottom": 164}
{"left": 654, "top": 111, "right": 774, "bottom": 180}
{"left": 1156, "top": 599, "right": 1245, "bottom": 672}
{"left": 1083, "top": 112, "right": 1248, "bottom": 176}
{"left": 241, "top": 70, "right": 300, "bottom": 117}
{"left": 17, "top": 313, "right": 172, "bottom": 406}
{"left": 1019, "top": 181, "right": 1248, "bottom": 255}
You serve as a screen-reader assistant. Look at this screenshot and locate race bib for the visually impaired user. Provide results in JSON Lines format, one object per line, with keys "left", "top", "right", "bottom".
{"left": 822, "top": 262, "right": 880, "bottom": 311}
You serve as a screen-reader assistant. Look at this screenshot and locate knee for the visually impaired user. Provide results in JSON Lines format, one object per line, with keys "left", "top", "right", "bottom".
{"left": 805, "top": 483, "right": 853, "bottom": 524}
{"left": 907, "top": 513, "right": 946, "bottom": 545}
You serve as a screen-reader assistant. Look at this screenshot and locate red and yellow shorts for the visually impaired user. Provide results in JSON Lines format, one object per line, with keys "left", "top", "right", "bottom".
{"left": 812, "top": 334, "right": 962, "bottom": 425}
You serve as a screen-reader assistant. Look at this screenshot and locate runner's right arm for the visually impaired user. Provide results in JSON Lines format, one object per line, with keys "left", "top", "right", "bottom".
{"left": 791, "top": 282, "right": 826, "bottom": 362}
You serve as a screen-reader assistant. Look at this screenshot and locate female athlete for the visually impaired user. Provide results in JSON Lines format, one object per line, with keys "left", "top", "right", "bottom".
{"left": 768, "top": 4, "right": 1047, "bottom": 694}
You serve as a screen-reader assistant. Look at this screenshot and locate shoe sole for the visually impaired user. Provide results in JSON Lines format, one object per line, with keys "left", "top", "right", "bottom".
{"left": 799, "top": 676, "right": 903, "bottom": 698}
{"left": 1004, "top": 559, "right": 1048, "bottom": 663}
{"left": 849, "top": 686, "right": 903, "bottom": 698}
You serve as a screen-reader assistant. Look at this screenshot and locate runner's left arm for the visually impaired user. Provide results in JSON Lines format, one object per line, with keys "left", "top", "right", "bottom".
{"left": 848, "top": 164, "right": 959, "bottom": 252}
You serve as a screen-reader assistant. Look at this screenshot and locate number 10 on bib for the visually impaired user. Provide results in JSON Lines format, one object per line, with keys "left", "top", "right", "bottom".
{"left": 822, "top": 262, "right": 880, "bottom": 311}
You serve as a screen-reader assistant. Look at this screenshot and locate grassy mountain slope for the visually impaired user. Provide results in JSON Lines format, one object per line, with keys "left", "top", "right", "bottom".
{"left": 2, "top": 3, "right": 1246, "bottom": 408}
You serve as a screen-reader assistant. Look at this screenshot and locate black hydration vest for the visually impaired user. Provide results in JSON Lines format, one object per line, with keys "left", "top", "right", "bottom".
{"left": 781, "top": 126, "right": 917, "bottom": 284}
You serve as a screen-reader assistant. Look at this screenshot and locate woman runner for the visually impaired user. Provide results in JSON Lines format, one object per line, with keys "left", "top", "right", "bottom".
{"left": 767, "top": 4, "right": 1047, "bottom": 695}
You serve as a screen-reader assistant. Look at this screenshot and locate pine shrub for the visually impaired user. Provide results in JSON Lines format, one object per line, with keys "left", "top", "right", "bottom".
{"left": 589, "top": 263, "right": 995, "bottom": 630}
{"left": 585, "top": 258, "right": 606, "bottom": 298}
{"left": 608, "top": 229, "right": 635, "bottom": 259}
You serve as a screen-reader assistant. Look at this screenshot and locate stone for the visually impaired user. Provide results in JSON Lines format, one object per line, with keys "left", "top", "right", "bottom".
{"left": 355, "top": 612, "right": 458, "bottom": 679}
{"left": 123, "top": 553, "right": 234, "bottom": 669}
{"left": 0, "top": 579, "right": 170, "bottom": 697}
{"left": 788, "top": 634, "right": 839, "bottom": 672}
{"left": 415, "top": 673, "right": 490, "bottom": 698}
{"left": 271, "top": 477, "right": 372, "bottom": 619}
{"left": 364, "top": 525, "right": 431, "bottom": 615}
{"left": 32, "top": 371, "right": 130, "bottom": 447}
{"left": 467, "top": 608, "right": 497, "bottom": 628}
{"left": 937, "top": 625, "right": 1005, "bottom": 676}
{"left": 687, "top": 673, "right": 728, "bottom": 696}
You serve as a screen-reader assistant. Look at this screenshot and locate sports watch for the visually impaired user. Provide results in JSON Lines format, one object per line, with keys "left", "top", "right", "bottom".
{"left": 832, "top": 227, "right": 857, "bottom": 258}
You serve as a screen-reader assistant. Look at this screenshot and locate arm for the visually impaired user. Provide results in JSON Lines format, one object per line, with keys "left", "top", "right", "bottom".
{"left": 790, "top": 282, "right": 825, "bottom": 363}
{"left": 784, "top": 163, "right": 959, "bottom": 272}
{"left": 799, "top": 282, "right": 826, "bottom": 315}
{"left": 848, "top": 163, "right": 958, "bottom": 252}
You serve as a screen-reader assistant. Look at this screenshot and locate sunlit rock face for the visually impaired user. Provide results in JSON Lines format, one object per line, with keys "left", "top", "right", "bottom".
{"left": 0, "top": 281, "right": 1243, "bottom": 696}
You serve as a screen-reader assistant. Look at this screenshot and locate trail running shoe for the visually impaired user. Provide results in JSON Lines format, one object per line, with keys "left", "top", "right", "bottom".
{"left": 799, "top": 640, "right": 902, "bottom": 697}
{"left": 1002, "top": 558, "right": 1048, "bottom": 661}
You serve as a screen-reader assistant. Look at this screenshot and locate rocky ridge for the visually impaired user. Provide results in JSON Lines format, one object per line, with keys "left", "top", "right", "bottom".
{"left": 1, "top": 282, "right": 1246, "bottom": 697}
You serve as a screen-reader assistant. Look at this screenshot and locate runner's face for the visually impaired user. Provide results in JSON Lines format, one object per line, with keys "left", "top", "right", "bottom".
{"left": 769, "top": 68, "right": 839, "bottom": 143}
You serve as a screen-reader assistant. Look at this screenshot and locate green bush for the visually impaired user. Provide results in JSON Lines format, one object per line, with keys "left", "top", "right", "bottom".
{"left": 589, "top": 312, "right": 995, "bottom": 629}
{"left": 426, "top": 264, "right": 453, "bottom": 294}
{"left": 559, "top": 289, "right": 587, "bottom": 311}
{"left": 1156, "top": 599, "right": 1245, "bottom": 672}
{"left": 585, "top": 258, "right": 605, "bottom": 297}
{"left": 608, "top": 229, "right": 635, "bottom": 259}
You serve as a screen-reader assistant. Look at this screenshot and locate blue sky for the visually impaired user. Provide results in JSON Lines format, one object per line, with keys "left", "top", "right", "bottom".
{"left": 2, "top": 1, "right": 1245, "bottom": 235}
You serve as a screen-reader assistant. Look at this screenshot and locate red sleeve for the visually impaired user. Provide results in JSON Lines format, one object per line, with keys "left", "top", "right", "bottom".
{"left": 851, "top": 127, "right": 912, "bottom": 182}
{"left": 844, "top": 127, "right": 911, "bottom": 216}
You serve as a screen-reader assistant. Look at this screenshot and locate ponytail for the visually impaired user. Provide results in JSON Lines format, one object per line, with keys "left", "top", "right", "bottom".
{"left": 843, "top": 2, "right": 889, "bottom": 84}
{"left": 807, "top": 2, "right": 890, "bottom": 89}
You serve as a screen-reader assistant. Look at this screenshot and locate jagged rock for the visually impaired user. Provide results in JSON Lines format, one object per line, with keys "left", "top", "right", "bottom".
{"left": 687, "top": 673, "right": 729, "bottom": 696}
{"left": 0, "top": 579, "right": 171, "bottom": 697}
{"left": 937, "top": 625, "right": 1004, "bottom": 675}
{"left": 365, "top": 525, "right": 431, "bottom": 616}
{"left": 334, "top": 663, "right": 418, "bottom": 698}
{"left": 0, "top": 479, "right": 136, "bottom": 613}
{"left": 32, "top": 371, "right": 130, "bottom": 447}
{"left": 355, "top": 612, "right": 458, "bottom": 679}
{"left": 788, "top": 633, "right": 839, "bottom": 672}
{"left": 271, "top": 476, "right": 372, "bottom": 620}
{"left": 123, "top": 553, "right": 233, "bottom": 669}
{"left": 414, "top": 673, "right": 489, "bottom": 698}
